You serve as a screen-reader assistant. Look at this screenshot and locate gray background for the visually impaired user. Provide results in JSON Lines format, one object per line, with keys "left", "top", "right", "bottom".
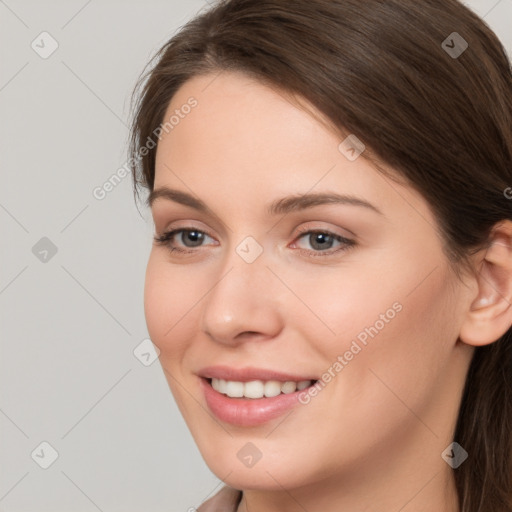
{"left": 0, "top": 1, "right": 511, "bottom": 511}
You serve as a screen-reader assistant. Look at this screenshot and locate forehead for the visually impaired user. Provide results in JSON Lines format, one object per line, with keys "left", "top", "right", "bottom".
{"left": 153, "top": 71, "right": 434, "bottom": 230}
{"left": 158, "top": 70, "right": 336, "bottom": 160}
{"left": 156, "top": 72, "right": 358, "bottom": 187}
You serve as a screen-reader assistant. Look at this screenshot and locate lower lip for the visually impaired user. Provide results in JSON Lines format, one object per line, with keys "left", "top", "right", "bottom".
{"left": 200, "top": 377, "right": 315, "bottom": 427}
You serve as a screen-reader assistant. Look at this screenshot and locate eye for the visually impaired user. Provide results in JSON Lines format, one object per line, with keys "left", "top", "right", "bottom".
{"left": 291, "top": 228, "right": 356, "bottom": 257}
{"left": 153, "top": 226, "right": 357, "bottom": 258}
{"left": 153, "top": 228, "right": 216, "bottom": 253}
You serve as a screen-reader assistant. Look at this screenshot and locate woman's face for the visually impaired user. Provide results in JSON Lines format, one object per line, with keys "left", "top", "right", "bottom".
{"left": 145, "top": 70, "right": 475, "bottom": 492}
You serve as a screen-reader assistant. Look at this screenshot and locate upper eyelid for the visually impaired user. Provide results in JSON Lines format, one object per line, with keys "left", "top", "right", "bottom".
{"left": 159, "top": 217, "right": 355, "bottom": 236}
{"left": 152, "top": 206, "right": 361, "bottom": 239}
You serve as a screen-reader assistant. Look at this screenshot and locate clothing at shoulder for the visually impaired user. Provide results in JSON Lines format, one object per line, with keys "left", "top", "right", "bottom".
{"left": 196, "top": 485, "right": 243, "bottom": 512}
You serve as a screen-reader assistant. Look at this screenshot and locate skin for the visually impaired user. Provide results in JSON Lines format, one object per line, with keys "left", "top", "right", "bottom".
{"left": 144, "top": 70, "right": 512, "bottom": 512}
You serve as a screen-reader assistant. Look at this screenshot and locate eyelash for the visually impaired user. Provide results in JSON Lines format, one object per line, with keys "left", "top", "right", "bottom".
{"left": 153, "top": 226, "right": 357, "bottom": 258}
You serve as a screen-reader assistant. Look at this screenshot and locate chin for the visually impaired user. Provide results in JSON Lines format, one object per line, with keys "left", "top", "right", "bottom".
{"left": 199, "top": 442, "right": 318, "bottom": 491}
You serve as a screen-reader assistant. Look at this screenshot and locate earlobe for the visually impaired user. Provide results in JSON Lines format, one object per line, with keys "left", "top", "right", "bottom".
{"left": 459, "top": 220, "right": 512, "bottom": 347}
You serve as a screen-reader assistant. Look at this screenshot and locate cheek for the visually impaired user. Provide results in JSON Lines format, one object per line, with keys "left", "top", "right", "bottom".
{"left": 143, "top": 253, "right": 207, "bottom": 418}
{"left": 325, "top": 262, "right": 454, "bottom": 421}
{"left": 265, "top": 261, "right": 456, "bottom": 478}
{"left": 291, "top": 249, "right": 456, "bottom": 411}
{"left": 143, "top": 252, "right": 201, "bottom": 359}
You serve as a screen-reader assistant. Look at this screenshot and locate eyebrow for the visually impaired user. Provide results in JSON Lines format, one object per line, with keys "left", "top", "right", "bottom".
{"left": 147, "top": 186, "right": 383, "bottom": 217}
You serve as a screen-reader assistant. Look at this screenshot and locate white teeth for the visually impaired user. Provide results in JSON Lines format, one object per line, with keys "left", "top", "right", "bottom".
{"left": 244, "top": 380, "right": 264, "bottom": 399}
{"left": 210, "top": 378, "right": 314, "bottom": 398}
{"left": 225, "top": 380, "right": 244, "bottom": 397}
{"left": 297, "top": 380, "right": 311, "bottom": 391}
{"left": 281, "top": 381, "right": 298, "bottom": 394}
{"left": 264, "top": 380, "right": 282, "bottom": 397}
{"left": 217, "top": 379, "right": 227, "bottom": 394}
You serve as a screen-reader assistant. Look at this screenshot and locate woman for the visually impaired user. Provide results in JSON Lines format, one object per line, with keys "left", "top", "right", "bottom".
{"left": 128, "top": 0, "right": 512, "bottom": 510}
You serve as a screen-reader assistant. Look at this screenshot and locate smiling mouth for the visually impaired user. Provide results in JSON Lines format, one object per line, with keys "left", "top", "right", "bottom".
{"left": 205, "top": 377, "right": 319, "bottom": 399}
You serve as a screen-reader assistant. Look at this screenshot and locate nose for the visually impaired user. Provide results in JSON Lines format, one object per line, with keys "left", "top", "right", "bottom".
{"left": 200, "top": 247, "right": 283, "bottom": 346}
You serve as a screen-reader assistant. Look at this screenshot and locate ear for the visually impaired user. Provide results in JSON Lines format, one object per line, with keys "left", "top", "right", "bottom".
{"left": 459, "top": 220, "right": 512, "bottom": 347}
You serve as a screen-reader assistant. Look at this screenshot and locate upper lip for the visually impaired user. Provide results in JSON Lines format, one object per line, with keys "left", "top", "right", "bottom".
{"left": 197, "top": 365, "right": 318, "bottom": 383}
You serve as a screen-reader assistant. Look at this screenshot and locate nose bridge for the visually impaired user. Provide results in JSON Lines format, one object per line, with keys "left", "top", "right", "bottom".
{"left": 200, "top": 236, "right": 281, "bottom": 343}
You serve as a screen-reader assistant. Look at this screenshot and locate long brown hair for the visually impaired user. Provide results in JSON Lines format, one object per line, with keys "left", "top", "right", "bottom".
{"left": 128, "top": 1, "right": 512, "bottom": 509}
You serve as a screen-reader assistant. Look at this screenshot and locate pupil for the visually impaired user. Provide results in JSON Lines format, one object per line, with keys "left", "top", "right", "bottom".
{"left": 183, "top": 230, "right": 204, "bottom": 247}
{"left": 310, "top": 233, "right": 333, "bottom": 250}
